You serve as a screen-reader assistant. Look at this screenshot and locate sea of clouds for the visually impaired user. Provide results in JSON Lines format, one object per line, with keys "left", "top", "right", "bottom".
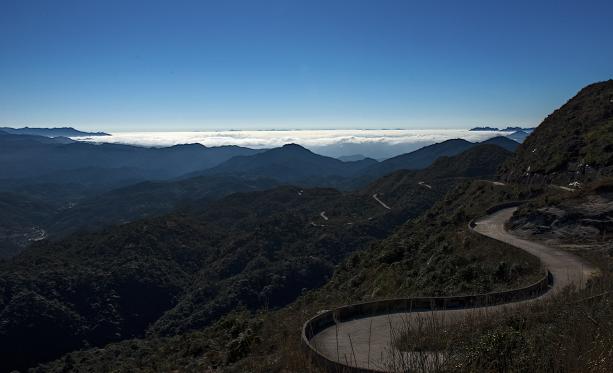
{"left": 72, "top": 129, "right": 508, "bottom": 160}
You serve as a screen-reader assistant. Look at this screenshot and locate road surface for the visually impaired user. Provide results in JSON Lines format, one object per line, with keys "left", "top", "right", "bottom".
{"left": 372, "top": 194, "right": 392, "bottom": 210}
{"left": 308, "top": 207, "right": 598, "bottom": 372}
{"left": 551, "top": 184, "right": 576, "bottom": 192}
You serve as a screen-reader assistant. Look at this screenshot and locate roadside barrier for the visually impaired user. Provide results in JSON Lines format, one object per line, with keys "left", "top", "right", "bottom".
{"left": 302, "top": 201, "right": 550, "bottom": 373}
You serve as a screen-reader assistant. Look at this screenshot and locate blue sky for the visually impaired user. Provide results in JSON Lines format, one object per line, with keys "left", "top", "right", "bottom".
{"left": 1, "top": 0, "right": 612, "bottom": 132}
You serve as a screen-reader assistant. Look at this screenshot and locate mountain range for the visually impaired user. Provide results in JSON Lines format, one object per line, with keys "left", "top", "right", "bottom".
{"left": 0, "top": 126, "right": 109, "bottom": 137}
{"left": 0, "top": 140, "right": 514, "bottom": 371}
{"left": 469, "top": 126, "right": 536, "bottom": 132}
{"left": 0, "top": 131, "right": 262, "bottom": 181}
{"left": 356, "top": 136, "right": 518, "bottom": 181}
{"left": 0, "top": 132, "right": 520, "bottom": 257}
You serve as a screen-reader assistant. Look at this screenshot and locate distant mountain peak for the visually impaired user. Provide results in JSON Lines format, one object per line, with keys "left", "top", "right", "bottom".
{"left": 470, "top": 126, "right": 499, "bottom": 131}
{"left": 481, "top": 136, "right": 520, "bottom": 151}
{"left": 281, "top": 143, "right": 309, "bottom": 150}
{"left": 274, "top": 143, "right": 314, "bottom": 155}
{"left": 166, "top": 143, "right": 207, "bottom": 150}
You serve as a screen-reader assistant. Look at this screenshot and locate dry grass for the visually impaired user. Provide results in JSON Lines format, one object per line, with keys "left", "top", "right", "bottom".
{"left": 390, "top": 274, "right": 613, "bottom": 373}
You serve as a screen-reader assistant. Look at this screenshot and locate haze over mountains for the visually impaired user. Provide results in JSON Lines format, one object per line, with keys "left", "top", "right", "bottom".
{"left": 1, "top": 126, "right": 518, "bottom": 190}
{"left": 68, "top": 128, "right": 523, "bottom": 159}
{"left": 0, "top": 130, "right": 262, "bottom": 182}
{"left": 0, "top": 130, "right": 518, "bottom": 258}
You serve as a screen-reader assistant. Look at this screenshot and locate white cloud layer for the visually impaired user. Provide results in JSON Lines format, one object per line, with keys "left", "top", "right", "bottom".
{"left": 72, "top": 129, "right": 508, "bottom": 159}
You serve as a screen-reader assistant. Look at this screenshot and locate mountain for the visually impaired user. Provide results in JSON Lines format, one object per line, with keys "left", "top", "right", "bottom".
{"left": 470, "top": 126, "right": 499, "bottom": 131}
{"left": 469, "top": 126, "right": 535, "bottom": 132}
{"left": 360, "top": 144, "right": 512, "bottom": 224}
{"left": 0, "top": 126, "right": 109, "bottom": 137}
{"left": 501, "top": 126, "right": 536, "bottom": 132}
{"left": 0, "top": 134, "right": 262, "bottom": 180}
{"left": 361, "top": 139, "right": 476, "bottom": 179}
{"left": 416, "top": 143, "right": 512, "bottom": 179}
{"left": 499, "top": 80, "right": 613, "bottom": 184}
{"left": 0, "top": 135, "right": 516, "bottom": 258}
{"left": 481, "top": 136, "right": 520, "bottom": 151}
{"left": 200, "top": 143, "right": 377, "bottom": 184}
{"left": 506, "top": 130, "right": 530, "bottom": 143}
{"left": 0, "top": 130, "right": 75, "bottom": 144}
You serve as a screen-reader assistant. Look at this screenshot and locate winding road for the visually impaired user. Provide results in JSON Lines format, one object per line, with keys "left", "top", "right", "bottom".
{"left": 307, "top": 207, "right": 599, "bottom": 372}
{"left": 372, "top": 194, "right": 392, "bottom": 210}
{"left": 417, "top": 181, "right": 432, "bottom": 189}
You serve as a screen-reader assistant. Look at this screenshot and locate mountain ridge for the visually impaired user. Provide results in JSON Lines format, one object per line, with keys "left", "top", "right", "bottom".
{"left": 0, "top": 126, "right": 109, "bottom": 137}
{"left": 199, "top": 143, "right": 377, "bottom": 183}
{"left": 499, "top": 79, "right": 613, "bottom": 184}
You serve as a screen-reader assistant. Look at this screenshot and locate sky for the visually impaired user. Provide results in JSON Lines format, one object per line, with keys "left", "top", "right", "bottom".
{"left": 1, "top": 0, "right": 612, "bottom": 132}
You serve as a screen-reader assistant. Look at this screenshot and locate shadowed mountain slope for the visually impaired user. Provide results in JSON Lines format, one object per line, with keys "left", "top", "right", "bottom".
{"left": 0, "top": 131, "right": 262, "bottom": 180}
{"left": 201, "top": 143, "right": 377, "bottom": 183}
{"left": 0, "top": 126, "right": 108, "bottom": 137}
{"left": 364, "top": 138, "right": 475, "bottom": 178}
{"left": 47, "top": 176, "right": 281, "bottom": 238}
{"left": 481, "top": 136, "right": 519, "bottom": 151}
{"left": 499, "top": 80, "right": 613, "bottom": 184}
{"left": 352, "top": 137, "right": 515, "bottom": 187}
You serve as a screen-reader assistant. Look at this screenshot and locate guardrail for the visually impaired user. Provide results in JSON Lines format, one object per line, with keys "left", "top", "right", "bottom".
{"left": 302, "top": 271, "right": 551, "bottom": 372}
{"left": 302, "top": 201, "right": 548, "bottom": 373}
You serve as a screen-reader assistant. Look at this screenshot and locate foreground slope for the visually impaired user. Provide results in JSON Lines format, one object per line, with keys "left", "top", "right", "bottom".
{"left": 304, "top": 80, "right": 613, "bottom": 372}
{"left": 308, "top": 206, "right": 595, "bottom": 372}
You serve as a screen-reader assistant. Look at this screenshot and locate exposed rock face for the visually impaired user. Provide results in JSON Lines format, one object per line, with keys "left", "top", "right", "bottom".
{"left": 509, "top": 188, "right": 613, "bottom": 246}
{"left": 499, "top": 80, "right": 613, "bottom": 185}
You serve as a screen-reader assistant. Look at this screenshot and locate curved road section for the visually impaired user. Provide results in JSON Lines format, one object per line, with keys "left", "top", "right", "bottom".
{"left": 305, "top": 207, "right": 598, "bottom": 372}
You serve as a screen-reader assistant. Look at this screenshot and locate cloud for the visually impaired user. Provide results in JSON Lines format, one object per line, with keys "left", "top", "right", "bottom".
{"left": 72, "top": 129, "right": 508, "bottom": 159}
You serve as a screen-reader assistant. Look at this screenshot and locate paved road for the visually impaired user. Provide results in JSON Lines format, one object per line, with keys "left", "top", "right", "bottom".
{"left": 417, "top": 181, "right": 432, "bottom": 189}
{"left": 372, "top": 194, "right": 392, "bottom": 210}
{"left": 551, "top": 184, "right": 576, "bottom": 192}
{"left": 309, "top": 207, "right": 598, "bottom": 372}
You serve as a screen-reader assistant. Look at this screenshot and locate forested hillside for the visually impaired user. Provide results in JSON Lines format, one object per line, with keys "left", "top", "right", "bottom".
{"left": 0, "top": 143, "right": 511, "bottom": 371}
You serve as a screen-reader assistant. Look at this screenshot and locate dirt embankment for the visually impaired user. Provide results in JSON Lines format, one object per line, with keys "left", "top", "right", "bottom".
{"left": 508, "top": 186, "right": 613, "bottom": 263}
